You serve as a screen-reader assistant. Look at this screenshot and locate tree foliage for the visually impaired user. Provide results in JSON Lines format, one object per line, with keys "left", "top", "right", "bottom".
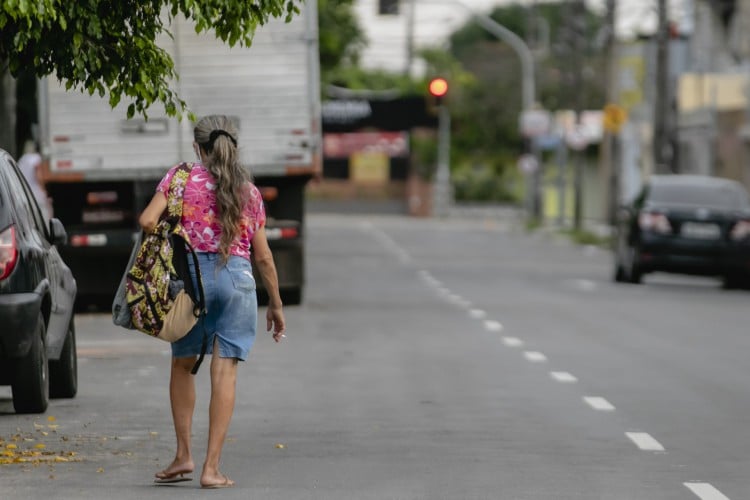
{"left": 0, "top": 0, "right": 299, "bottom": 119}
{"left": 445, "top": 2, "right": 606, "bottom": 170}
{"left": 318, "top": 0, "right": 366, "bottom": 81}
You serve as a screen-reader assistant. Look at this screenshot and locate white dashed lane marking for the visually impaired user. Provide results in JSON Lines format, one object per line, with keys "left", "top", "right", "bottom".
{"left": 483, "top": 320, "right": 503, "bottom": 332}
{"left": 549, "top": 371, "right": 578, "bottom": 383}
{"left": 365, "top": 222, "right": 412, "bottom": 265}
{"left": 684, "top": 482, "right": 731, "bottom": 500}
{"left": 411, "top": 265, "right": 729, "bottom": 499}
{"left": 469, "top": 309, "right": 487, "bottom": 319}
{"left": 625, "top": 432, "right": 665, "bottom": 451}
{"left": 583, "top": 396, "right": 616, "bottom": 411}
{"left": 524, "top": 351, "right": 548, "bottom": 362}
{"left": 502, "top": 337, "right": 524, "bottom": 347}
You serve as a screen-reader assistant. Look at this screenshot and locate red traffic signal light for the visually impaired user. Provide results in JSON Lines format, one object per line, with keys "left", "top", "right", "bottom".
{"left": 428, "top": 78, "right": 448, "bottom": 98}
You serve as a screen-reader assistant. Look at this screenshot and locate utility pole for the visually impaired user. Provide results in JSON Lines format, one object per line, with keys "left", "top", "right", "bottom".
{"left": 602, "top": 0, "right": 619, "bottom": 226}
{"left": 404, "top": 0, "right": 416, "bottom": 77}
{"left": 569, "top": 0, "right": 586, "bottom": 231}
{"left": 653, "top": 0, "right": 672, "bottom": 173}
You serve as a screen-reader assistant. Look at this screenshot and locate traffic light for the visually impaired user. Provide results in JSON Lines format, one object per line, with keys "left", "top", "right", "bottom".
{"left": 427, "top": 77, "right": 448, "bottom": 114}
{"left": 428, "top": 77, "right": 448, "bottom": 102}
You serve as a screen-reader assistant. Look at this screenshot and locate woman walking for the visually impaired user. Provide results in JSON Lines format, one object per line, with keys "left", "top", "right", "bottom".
{"left": 139, "top": 115, "right": 286, "bottom": 489}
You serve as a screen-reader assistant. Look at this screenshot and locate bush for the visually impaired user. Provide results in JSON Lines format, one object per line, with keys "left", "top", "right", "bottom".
{"left": 452, "top": 163, "right": 521, "bottom": 203}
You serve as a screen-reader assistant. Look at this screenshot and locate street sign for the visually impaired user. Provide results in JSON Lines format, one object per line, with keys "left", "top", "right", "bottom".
{"left": 517, "top": 153, "right": 539, "bottom": 174}
{"left": 520, "top": 110, "right": 551, "bottom": 138}
{"left": 603, "top": 103, "right": 627, "bottom": 133}
{"left": 535, "top": 134, "right": 562, "bottom": 151}
{"left": 565, "top": 126, "right": 588, "bottom": 151}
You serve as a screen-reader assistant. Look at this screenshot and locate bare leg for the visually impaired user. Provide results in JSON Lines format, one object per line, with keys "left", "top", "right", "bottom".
{"left": 200, "top": 342, "right": 238, "bottom": 488}
{"left": 155, "top": 356, "right": 197, "bottom": 481}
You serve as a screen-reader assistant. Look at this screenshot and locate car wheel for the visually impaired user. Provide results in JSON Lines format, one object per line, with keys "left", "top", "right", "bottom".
{"left": 50, "top": 318, "right": 78, "bottom": 399}
{"left": 629, "top": 263, "right": 643, "bottom": 284}
{"left": 627, "top": 247, "right": 643, "bottom": 284}
{"left": 12, "top": 313, "right": 49, "bottom": 414}
{"left": 722, "top": 273, "right": 745, "bottom": 290}
{"left": 613, "top": 251, "right": 627, "bottom": 283}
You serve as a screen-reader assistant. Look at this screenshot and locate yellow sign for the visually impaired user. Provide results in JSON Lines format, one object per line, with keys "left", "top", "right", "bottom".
{"left": 618, "top": 54, "right": 645, "bottom": 110}
{"left": 603, "top": 103, "right": 627, "bottom": 133}
{"left": 350, "top": 151, "right": 389, "bottom": 184}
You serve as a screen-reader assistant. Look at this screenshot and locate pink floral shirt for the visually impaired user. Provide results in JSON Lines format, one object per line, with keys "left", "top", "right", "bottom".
{"left": 157, "top": 163, "right": 266, "bottom": 260}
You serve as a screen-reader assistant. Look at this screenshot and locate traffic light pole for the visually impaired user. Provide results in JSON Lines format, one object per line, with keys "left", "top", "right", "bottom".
{"left": 424, "top": 0, "right": 537, "bottom": 217}
{"left": 453, "top": 0, "right": 535, "bottom": 111}
{"left": 433, "top": 103, "right": 452, "bottom": 217}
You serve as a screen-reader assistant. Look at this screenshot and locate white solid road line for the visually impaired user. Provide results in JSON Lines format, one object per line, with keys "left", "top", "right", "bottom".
{"left": 550, "top": 371, "right": 578, "bottom": 383}
{"left": 484, "top": 320, "right": 503, "bottom": 332}
{"left": 684, "top": 482, "right": 731, "bottom": 500}
{"left": 625, "top": 432, "right": 665, "bottom": 451}
{"left": 524, "top": 351, "right": 548, "bottom": 362}
{"left": 583, "top": 396, "right": 616, "bottom": 411}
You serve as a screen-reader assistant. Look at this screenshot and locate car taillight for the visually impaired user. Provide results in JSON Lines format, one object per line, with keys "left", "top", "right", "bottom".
{"left": 638, "top": 212, "right": 672, "bottom": 234}
{"left": 730, "top": 220, "right": 750, "bottom": 241}
{"left": 0, "top": 225, "right": 18, "bottom": 280}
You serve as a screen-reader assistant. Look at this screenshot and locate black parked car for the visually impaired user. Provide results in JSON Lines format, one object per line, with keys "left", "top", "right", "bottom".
{"left": 0, "top": 149, "right": 78, "bottom": 413}
{"left": 614, "top": 174, "right": 750, "bottom": 287}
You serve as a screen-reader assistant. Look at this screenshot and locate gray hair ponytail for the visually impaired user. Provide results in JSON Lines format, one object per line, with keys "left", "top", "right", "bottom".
{"left": 194, "top": 115, "right": 251, "bottom": 262}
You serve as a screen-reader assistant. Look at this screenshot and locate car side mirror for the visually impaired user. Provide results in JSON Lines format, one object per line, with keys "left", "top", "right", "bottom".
{"left": 49, "top": 218, "right": 68, "bottom": 246}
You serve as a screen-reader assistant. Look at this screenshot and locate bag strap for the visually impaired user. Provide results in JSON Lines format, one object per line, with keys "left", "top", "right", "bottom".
{"left": 164, "top": 162, "right": 208, "bottom": 375}
{"left": 186, "top": 243, "right": 208, "bottom": 375}
{"left": 165, "top": 162, "right": 193, "bottom": 220}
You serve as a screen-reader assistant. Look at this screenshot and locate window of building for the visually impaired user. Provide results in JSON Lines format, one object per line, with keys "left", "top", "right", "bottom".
{"left": 379, "top": 0, "right": 399, "bottom": 15}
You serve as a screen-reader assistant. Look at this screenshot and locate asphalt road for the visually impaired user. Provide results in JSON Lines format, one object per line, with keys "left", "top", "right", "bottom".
{"left": 1, "top": 213, "right": 748, "bottom": 499}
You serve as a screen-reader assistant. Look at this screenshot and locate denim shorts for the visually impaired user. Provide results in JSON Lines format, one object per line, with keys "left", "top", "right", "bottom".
{"left": 171, "top": 253, "right": 258, "bottom": 361}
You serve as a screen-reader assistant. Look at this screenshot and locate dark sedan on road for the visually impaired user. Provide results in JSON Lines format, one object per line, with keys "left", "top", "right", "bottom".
{"left": 613, "top": 174, "right": 750, "bottom": 287}
{"left": 0, "top": 149, "right": 78, "bottom": 413}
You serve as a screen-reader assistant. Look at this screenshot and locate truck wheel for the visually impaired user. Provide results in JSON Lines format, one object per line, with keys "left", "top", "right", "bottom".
{"left": 12, "top": 313, "right": 49, "bottom": 414}
{"left": 50, "top": 319, "right": 78, "bottom": 399}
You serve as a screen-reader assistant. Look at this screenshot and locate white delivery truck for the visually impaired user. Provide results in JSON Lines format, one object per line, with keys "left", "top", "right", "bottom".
{"left": 38, "top": 2, "right": 321, "bottom": 305}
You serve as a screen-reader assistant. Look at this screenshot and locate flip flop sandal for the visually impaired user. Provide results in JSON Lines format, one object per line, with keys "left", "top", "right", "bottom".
{"left": 154, "top": 472, "right": 193, "bottom": 484}
{"left": 201, "top": 476, "right": 235, "bottom": 489}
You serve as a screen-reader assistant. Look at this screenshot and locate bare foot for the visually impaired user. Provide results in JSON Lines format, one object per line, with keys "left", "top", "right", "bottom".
{"left": 154, "top": 459, "right": 195, "bottom": 483}
{"left": 200, "top": 471, "right": 235, "bottom": 489}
